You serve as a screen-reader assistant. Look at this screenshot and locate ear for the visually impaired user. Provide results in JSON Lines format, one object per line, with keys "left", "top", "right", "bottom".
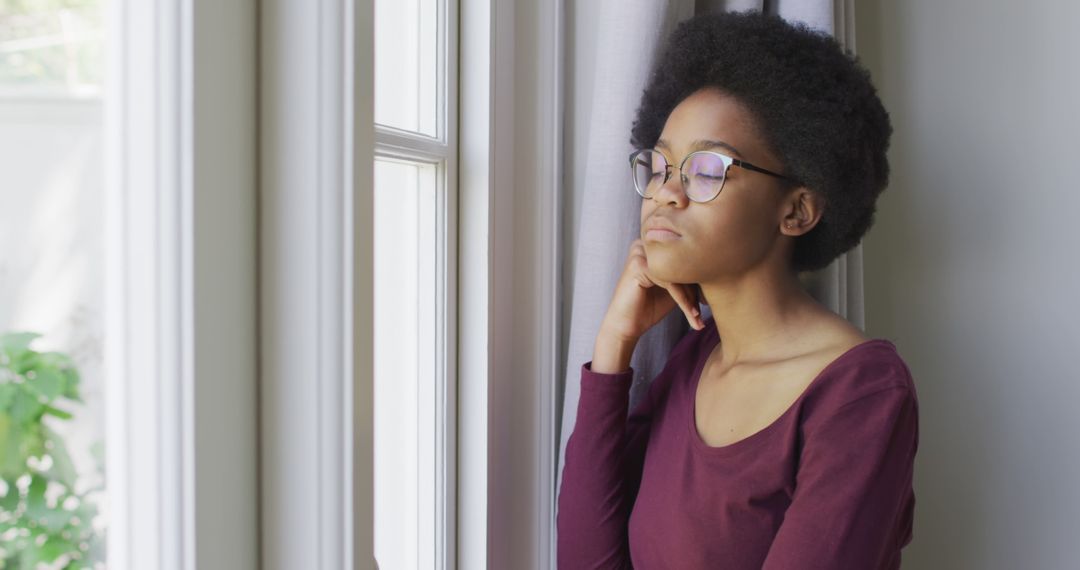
{"left": 779, "top": 186, "right": 824, "bottom": 236}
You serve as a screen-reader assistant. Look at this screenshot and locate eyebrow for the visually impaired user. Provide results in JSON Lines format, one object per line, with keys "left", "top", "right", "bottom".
{"left": 655, "top": 138, "right": 744, "bottom": 158}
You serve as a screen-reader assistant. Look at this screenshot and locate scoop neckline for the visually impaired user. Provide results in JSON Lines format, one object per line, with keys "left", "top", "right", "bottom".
{"left": 686, "top": 316, "right": 896, "bottom": 457}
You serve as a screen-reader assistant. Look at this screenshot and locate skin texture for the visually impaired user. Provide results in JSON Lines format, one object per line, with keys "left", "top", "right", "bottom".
{"left": 593, "top": 86, "right": 874, "bottom": 446}
{"left": 594, "top": 86, "right": 868, "bottom": 387}
{"left": 628, "top": 11, "right": 893, "bottom": 275}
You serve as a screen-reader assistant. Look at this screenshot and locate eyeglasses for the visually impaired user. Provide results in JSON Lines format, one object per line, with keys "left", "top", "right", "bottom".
{"left": 628, "top": 148, "right": 798, "bottom": 203}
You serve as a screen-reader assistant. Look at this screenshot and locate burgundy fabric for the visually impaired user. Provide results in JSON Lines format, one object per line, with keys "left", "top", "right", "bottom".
{"left": 557, "top": 314, "right": 919, "bottom": 569}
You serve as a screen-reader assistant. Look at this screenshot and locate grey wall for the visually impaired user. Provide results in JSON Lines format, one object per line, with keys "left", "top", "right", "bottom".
{"left": 858, "top": 1, "right": 1080, "bottom": 567}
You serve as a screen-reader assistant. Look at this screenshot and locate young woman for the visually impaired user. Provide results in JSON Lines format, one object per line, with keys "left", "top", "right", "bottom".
{"left": 557, "top": 10, "right": 918, "bottom": 570}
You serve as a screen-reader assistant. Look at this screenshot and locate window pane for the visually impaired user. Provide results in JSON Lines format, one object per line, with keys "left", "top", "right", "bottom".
{"left": 373, "top": 157, "right": 439, "bottom": 569}
{"left": 0, "top": 1, "right": 108, "bottom": 567}
{"left": 374, "top": 0, "right": 438, "bottom": 137}
{"left": 0, "top": 2, "right": 104, "bottom": 97}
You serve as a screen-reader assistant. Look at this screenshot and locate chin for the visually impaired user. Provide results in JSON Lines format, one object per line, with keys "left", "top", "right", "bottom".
{"left": 644, "top": 245, "right": 695, "bottom": 283}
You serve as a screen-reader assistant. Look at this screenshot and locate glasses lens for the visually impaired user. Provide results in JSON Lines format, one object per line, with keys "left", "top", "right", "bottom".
{"left": 684, "top": 152, "right": 727, "bottom": 201}
{"left": 632, "top": 150, "right": 667, "bottom": 197}
{"left": 632, "top": 150, "right": 729, "bottom": 201}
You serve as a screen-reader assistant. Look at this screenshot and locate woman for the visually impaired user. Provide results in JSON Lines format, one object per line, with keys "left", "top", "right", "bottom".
{"left": 557, "top": 10, "right": 919, "bottom": 570}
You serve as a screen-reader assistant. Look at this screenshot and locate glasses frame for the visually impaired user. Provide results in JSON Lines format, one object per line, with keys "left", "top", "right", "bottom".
{"left": 628, "top": 148, "right": 799, "bottom": 203}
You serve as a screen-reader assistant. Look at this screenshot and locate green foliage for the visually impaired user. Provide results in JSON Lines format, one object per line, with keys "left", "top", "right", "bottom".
{"left": 0, "top": 331, "right": 105, "bottom": 569}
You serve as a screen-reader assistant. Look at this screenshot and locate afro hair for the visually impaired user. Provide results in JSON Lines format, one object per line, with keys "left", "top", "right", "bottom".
{"left": 630, "top": 10, "right": 893, "bottom": 274}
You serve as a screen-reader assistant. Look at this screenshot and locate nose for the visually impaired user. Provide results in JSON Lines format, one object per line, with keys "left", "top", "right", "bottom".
{"left": 651, "top": 166, "right": 689, "bottom": 206}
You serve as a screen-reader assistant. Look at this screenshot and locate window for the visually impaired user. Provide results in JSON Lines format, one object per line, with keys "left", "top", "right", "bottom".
{"left": 373, "top": 0, "right": 457, "bottom": 568}
{"left": 0, "top": 2, "right": 108, "bottom": 567}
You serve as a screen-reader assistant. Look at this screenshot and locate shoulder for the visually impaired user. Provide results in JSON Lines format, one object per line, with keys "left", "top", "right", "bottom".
{"left": 787, "top": 305, "right": 917, "bottom": 406}
{"left": 800, "top": 338, "right": 918, "bottom": 422}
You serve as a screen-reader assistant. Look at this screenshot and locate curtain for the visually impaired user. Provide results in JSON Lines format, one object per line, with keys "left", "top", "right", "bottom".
{"left": 555, "top": 0, "right": 858, "bottom": 551}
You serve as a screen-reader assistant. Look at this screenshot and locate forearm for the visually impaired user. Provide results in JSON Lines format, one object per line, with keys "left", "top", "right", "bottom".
{"left": 558, "top": 361, "right": 637, "bottom": 569}
{"left": 591, "top": 327, "right": 639, "bottom": 374}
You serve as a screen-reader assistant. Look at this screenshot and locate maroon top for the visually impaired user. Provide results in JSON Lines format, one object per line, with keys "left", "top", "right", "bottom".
{"left": 557, "top": 314, "right": 919, "bottom": 569}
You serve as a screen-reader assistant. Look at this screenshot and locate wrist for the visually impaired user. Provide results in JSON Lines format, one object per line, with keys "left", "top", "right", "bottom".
{"left": 591, "top": 329, "right": 638, "bottom": 375}
{"left": 597, "top": 317, "right": 640, "bottom": 345}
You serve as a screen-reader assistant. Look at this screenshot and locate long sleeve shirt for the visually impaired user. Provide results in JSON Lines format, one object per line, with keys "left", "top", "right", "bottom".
{"left": 557, "top": 314, "right": 919, "bottom": 569}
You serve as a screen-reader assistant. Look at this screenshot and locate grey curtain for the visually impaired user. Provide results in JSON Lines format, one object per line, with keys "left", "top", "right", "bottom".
{"left": 555, "top": 0, "right": 859, "bottom": 550}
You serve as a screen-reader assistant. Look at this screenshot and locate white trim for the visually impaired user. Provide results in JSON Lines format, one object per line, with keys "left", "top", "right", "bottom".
{"left": 376, "top": 125, "right": 453, "bottom": 162}
{"left": 104, "top": 0, "right": 258, "bottom": 568}
{"left": 260, "top": 0, "right": 376, "bottom": 568}
{"left": 459, "top": 0, "right": 564, "bottom": 566}
{"left": 442, "top": 1, "right": 460, "bottom": 567}
{"left": 433, "top": 0, "right": 460, "bottom": 566}
{"left": 369, "top": 0, "right": 457, "bottom": 566}
{"left": 458, "top": 0, "right": 492, "bottom": 566}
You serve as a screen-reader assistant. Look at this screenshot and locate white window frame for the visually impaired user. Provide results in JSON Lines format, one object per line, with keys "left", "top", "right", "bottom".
{"left": 105, "top": 0, "right": 259, "bottom": 568}
{"left": 459, "top": 0, "right": 565, "bottom": 568}
{"left": 259, "top": 0, "right": 369, "bottom": 568}
{"left": 372, "top": 0, "right": 458, "bottom": 567}
{"left": 260, "top": 0, "right": 564, "bottom": 568}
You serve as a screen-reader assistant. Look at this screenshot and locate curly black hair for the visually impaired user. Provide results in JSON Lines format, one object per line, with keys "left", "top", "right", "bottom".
{"left": 630, "top": 10, "right": 892, "bottom": 274}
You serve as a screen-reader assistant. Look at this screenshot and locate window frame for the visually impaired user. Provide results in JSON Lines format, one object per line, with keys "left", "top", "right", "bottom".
{"left": 259, "top": 0, "right": 370, "bottom": 568}
{"left": 458, "top": 0, "right": 565, "bottom": 568}
{"left": 371, "top": 0, "right": 458, "bottom": 562}
{"left": 105, "top": 0, "right": 259, "bottom": 568}
{"left": 260, "top": 0, "right": 564, "bottom": 567}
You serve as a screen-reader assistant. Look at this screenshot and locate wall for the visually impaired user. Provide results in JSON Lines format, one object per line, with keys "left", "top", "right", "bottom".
{"left": 857, "top": 1, "right": 1080, "bottom": 567}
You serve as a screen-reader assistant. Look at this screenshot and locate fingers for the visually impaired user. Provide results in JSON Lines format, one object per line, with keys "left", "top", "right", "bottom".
{"left": 631, "top": 239, "right": 704, "bottom": 330}
{"left": 668, "top": 282, "right": 705, "bottom": 330}
{"left": 647, "top": 275, "right": 701, "bottom": 330}
{"left": 628, "top": 241, "right": 656, "bottom": 289}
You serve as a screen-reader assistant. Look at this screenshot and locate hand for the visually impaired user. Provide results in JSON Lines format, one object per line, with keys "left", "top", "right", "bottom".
{"left": 598, "top": 238, "right": 705, "bottom": 345}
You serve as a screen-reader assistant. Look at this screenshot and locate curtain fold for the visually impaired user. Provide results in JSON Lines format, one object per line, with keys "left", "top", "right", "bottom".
{"left": 555, "top": 0, "right": 858, "bottom": 552}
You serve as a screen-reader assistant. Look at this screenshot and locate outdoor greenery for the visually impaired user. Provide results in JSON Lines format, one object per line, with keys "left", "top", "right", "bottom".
{"left": 0, "top": 331, "right": 104, "bottom": 569}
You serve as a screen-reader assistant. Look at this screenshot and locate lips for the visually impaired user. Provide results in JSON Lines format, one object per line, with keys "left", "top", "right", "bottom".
{"left": 643, "top": 216, "right": 682, "bottom": 243}
{"left": 643, "top": 217, "right": 682, "bottom": 236}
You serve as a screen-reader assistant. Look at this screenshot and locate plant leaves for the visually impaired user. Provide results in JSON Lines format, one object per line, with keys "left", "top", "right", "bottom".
{"left": 62, "top": 365, "right": 83, "bottom": 402}
{"left": 0, "top": 331, "right": 41, "bottom": 355}
{"left": 38, "top": 351, "right": 74, "bottom": 369}
{"left": 0, "top": 330, "right": 104, "bottom": 568}
{"left": 0, "top": 413, "right": 26, "bottom": 478}
{"left": 37, "top": 501, "right": 73, "bottom": 534}
{"left": 0, "top": 383, "right": 15, "bottom": 410}
{"left": 0, "top": 476, "right": 20, "bottom": 512}
{"left": 38, "top": 535, "right": 76, "bottom": 563}
{"left": 43, "top": 404, "right": 73, "bottom": 420}
{"left": 9, "top": 386, "right": 44, "bottom": 424}
{"left": 42, "top": 423, "right": 78, "bottom": 488}
{"left": 30, "top": 367, "right": 65, "bottom": 401}
{"left": 9, "top": 349, "right": 41, "bottom": 376}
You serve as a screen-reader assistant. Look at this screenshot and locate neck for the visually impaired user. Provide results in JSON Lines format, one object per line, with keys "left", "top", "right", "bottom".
{"left": 699, "top": 263, "right": 823, "bottom": 366}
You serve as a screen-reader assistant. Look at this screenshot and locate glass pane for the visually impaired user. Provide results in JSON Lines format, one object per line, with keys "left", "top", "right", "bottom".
{"left": 0, "top": 1, "right": 108, "bottom": 567}
{"left": 374, "top": 0, "right": 439, "bottom": 137}
{"left": 0, "top": 1, "right": 104, "bottom": 97}
{"left": 373, "top": 157, "right": 439, "bottom": 569}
